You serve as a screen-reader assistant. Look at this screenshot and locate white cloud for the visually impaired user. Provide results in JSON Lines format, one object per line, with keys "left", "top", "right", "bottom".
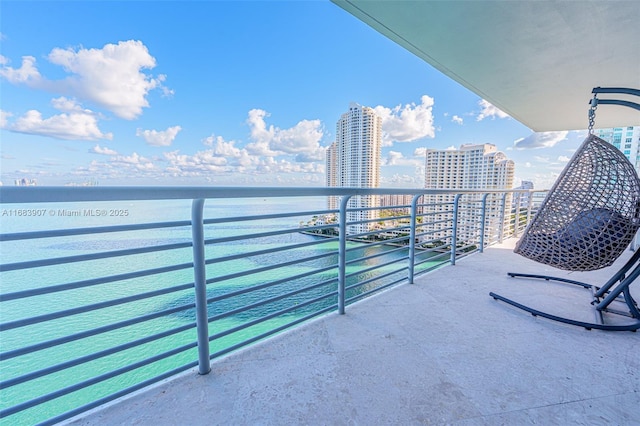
{"left": 383, "top": 150, "right": 423, "bottom": 167}
{"left": 164, "top": 149, "right": 228, "bottom": 174}
{"left": 244, "top": 109, "right": 325, "bottom": 161}
{"left": 0, "top": 55, "right": 42, "bottom": 84}
{"left": 514, "top": 131, "right": 568, "bottom": 149}
{"left": 413, "top": 147, "right": 427, "bottom": 157}
{"left": 51, "top": 96, "right": 87, "bottom": 113}
{"left": 557, "top": 155, "right": 570, "bottom": 162}
{"left": 90, "top": 144, "right": 118, "bottom": 155}
{"left": 136, "top": 125, "right": 182, "bottom": 147}
{"left": 451, "top": 115, "right": 463, "bottom": 125}
{"left": 373, "top": 95, "right": 435, "bottom": 145}
{"left": 1, "top": 40, "right": 168, "bottom": 120}
{"left": 110, "top": 152, "right": 155, "bottom": 170}
{"left": 0, "top": 110, "right": 11, "bottom": 128}
{"left": 385, "top": 151, "right": 404, "bottom": 166}
{"left": 7, "top": 109, "right": 113, "bottom": 141}
{"left": 476, "top": 99, "right": 509, "bottom": 121}
{"left": 161, "top": 146, "right": 323, "bottom": 178}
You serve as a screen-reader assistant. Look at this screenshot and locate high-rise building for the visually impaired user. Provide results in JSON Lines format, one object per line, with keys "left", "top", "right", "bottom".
{"left": 594, "top": 126, "right": 640, "bottom": 172}
{"left": 326, "top": 142, "right": 338, "bottom": 210}
{"left": 326, "top": 103, "right": 382, "bottom": 235}
{"left": 595, "top": 126, "right": 640, "bottom": 249}
{"left": 423, "top": 144, "right": 515, "bottom": 244}
{"left": 512, "top": 180, "right": 534, "bottom": 209}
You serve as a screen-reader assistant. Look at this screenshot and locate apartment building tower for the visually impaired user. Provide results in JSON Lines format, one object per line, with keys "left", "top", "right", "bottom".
{"left": 595, "top": 125, "right": 640, "bottom": 249}
{"left": 423, "top": 144, "right": 515, "bottom": 244}
{"left": 595, "top": 126, "right": 640, "bottom": 172}
{"left": 326, "top": 103, "right": 382, "bottom": 235}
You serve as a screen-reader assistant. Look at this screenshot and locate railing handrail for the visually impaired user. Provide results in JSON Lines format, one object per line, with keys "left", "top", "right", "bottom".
{"left": 0, "top": 186, "right": 545, "bottom": 204}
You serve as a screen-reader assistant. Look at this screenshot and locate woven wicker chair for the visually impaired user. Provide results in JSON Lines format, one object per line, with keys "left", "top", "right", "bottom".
{"left": 490, "top": 134, "right": 640, "bottom": 331}
{"left": 515, "top": 134, "right": 640, "bottom": 271}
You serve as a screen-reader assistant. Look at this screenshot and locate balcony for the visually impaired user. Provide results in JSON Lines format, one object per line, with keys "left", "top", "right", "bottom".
{"left": 1, "top": 186, "right": 638, "bottom": 425}
{"left": 68, "top": 238, "right": 639, "bottom": 425}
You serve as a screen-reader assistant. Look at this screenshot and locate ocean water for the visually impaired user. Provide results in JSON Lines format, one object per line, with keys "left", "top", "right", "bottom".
{"left": 0, "top": 197, "right": 440, "bottom": 425}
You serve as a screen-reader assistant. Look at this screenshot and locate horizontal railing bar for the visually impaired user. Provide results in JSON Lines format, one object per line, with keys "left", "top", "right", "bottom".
{"left": 0, "top": 282, "right": 194, "bottom": 331}
{"left": 208, "top": 291, "right": 337, "bottom": 342}
{"left": 0, "top": 262, "right": 193, "bottom": 302}
{"left": 0, "top": 322, "right": 195, "bottom": 390}
{"left": 203, "top": 226, "right": 311, "bottom": 245}
{"left": 39, "top": 361, "right": 200, "bottom": 426}
{"left": 202, "top": 209, "right": 336, "bottom": 225}
{"left": 0, "top": 186, "right": 537, "bottom": 204}
{"left": 205, "top": 251, "right": 334, "bottom": 286}
{"left": 344, "top": 257, "right": 408, "bottom": 281}
{"left": 380, "top": 204, "right": 411, "bottom": 210}
{"left": 346, "top": 267, "right": 407, "bottom": 293}
{"left": 344, "top": 238, "right": 407, "bottom": 255}
{"left": 0, "top": 341, "right": 198, "bottom": 418}
{"left": 0, "top": 220, "right": 191, "bottom": 242}
{"left": 415, "top": 252, "right": 450, "bottom": 264}
{"left": 358, "top": 234, "right": 411, "bottom": 248}
{"left": 297, "top": 224, "right": 339, "bottom": 234}
{"left": 0, "top": 241, "right": 192, "bottom": 272}
{"left": 206, "top": 266, "right": 337, "bottom": 305}
{"left": 370, "top": 225, "right": 412, "bottom": 235}
{"left": 207, "top": 278, "right": 336, "bottom": 324}
{"left": 346, "top": 276, "right": 407, "bottom": 303}
{"left": 205, "top": 238, "right": 336, "bottom": 266}
{"left": 415, "top": 234, "right": 450, "bottom": 244}
{"left": 345, "top": 246, "right": 407, "bottom": 267}
{"left": 376, "top": 214, "right": 412, "bottom": 222}
{"left": 0, "top": 302, "right": 195, "bottom": 361}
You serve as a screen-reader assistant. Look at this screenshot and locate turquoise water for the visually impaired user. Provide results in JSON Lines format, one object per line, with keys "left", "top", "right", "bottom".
{"left": 0, "top": 198, "right": 441, "bottom": 425}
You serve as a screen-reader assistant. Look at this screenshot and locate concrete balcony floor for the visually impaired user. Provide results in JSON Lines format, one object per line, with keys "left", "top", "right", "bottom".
{"left": 68, "top": 239, "right": 640, "bottom": 425}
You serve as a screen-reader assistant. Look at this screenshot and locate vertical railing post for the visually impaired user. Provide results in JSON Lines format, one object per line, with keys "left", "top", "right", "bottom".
{"left": 526, "top": 190, "right": 534, "bottom": 226}
{"left": 499, "top": 192, "right": 508, "bottom": 243}
{"left": 191, "top": 198, "right": 211, "bottom": 375}
{"left": 479, "top": 193, "right": 489, "bottom": 253}
{"left": 451, "top": 194, "right": 462, "bottom": 265}
{"left": 338, "top": 195, "right": 352, "bottom": 315}
{"left": 408, "top": 194, "right": 421, "bottom": 284}
{"left": 513, "top": 191, "right": 522, "bottom": 238}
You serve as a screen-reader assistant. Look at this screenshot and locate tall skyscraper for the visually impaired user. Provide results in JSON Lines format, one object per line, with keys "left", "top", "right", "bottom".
{"left": 595, "top": 125, "right": 640, "bottom": 249}
{"left": 512, "top": 180, "right": 534, "bottom": 209}
{"left": 326, "top": 103, "right": 382, "bottom": 235}
{"left": 326, "top": 142, "right": 338, "bottom": 210}
{"left": 595, "top": 126, "right": 640, "bottom": 172}
{"left": 423, "top": 144, "right": 515, "bottom": 244}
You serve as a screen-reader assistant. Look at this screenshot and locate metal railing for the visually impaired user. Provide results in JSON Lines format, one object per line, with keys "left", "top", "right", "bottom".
{"left": 0, "top": 186, "right": 545, "bottom": 425}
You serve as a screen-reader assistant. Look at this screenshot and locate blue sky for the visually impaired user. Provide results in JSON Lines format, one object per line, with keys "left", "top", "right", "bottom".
{"left": 0, "top": 1, "right": 587, "bottom": 188}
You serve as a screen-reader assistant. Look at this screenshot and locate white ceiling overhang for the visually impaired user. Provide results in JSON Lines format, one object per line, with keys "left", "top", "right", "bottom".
{"left": 332, "top": 0, "right": 640, "bottom": 132}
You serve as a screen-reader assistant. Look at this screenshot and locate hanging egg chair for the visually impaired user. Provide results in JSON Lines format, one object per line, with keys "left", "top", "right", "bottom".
{"left": 514, "top": 133, "right": 640, "bottom": 271}
{"left": 490, "top": 87, "right": 640, "bottom": 331}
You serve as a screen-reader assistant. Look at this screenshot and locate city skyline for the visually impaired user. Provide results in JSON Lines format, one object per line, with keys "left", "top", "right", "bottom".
{"left": 1, "top": 1, "right": 597, "bottom": 188}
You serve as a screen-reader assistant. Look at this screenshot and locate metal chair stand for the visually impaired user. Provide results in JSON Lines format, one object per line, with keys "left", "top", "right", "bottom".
{"left": 490, "top": 247, "right": 640, "bottom": 331}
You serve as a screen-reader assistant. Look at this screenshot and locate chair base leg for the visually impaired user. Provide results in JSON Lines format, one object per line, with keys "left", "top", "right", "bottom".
{"left": 490, "top": 272, "right": 640, "bottom": 332}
